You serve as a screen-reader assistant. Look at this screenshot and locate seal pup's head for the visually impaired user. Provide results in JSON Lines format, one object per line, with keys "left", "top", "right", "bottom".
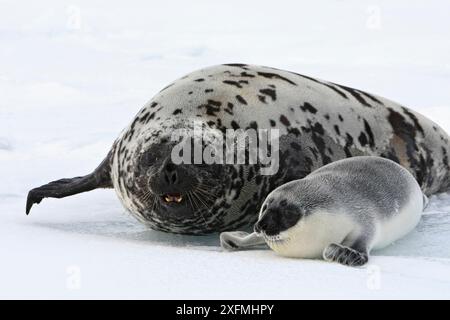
{"left": 254, "top": 179, "right": 334, "bottom": 256}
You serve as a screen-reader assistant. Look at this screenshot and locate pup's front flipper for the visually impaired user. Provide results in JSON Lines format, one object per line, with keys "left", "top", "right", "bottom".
{"left": 220, "top": 231, "right": 266, "bottom": 251}
{"left": 323, "top": 243, "right": 369, "bottom": 267}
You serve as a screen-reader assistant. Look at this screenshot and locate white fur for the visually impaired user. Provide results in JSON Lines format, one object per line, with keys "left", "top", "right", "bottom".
{"left": 372, "top": 185, "right": 424, "bottom": 250}
{"left": 267, "top": 211, "right": 355, "bottom": 259}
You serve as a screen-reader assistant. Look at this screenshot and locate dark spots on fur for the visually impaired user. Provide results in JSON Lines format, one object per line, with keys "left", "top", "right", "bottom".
{"left": 290, "top": 142, "right": 302, "bottom": 151}
{"left": 308, "top": 122, "right": 331, "bottom": 164}
{"left": 198, "top": 99, "right": 222, "bottom": 116}
{"left": 291, "top": 72, "right": 348, "bottom": 99}
{"left": 258, "top": 95, "right": 266, "bottom": 103}
{"left": 270, "top": 119, "right": 276, "bottom": 127}
{"left": 335, "top": 84, "right": 372, "bottom": 107}
{"left": 311, "top": 122, "right": 324, "bottom": 135}
{"left": 188, "top": 91, "right": 193, "bottom": 95}
{"left": 360, "top": 91, "right": 383, "bottom": 105}
{"left": 140, "top": 111, "right": 151, "bottom": 123}
{"left": 208, "top": 99, "right": 221, "bottom": 107}
{"left": 338, "top": 114, "right": 344, "bottom": 122}
{"left": 236, "top": 95, "right": 247, "bottom": 105}
{"left": 279, "top": 199, "right": 288, "bottom": 207}
{"left": 223, "top": 80, "right": 243, "bottom": 88}
{"left": 249, "top": 121, "right": 258, "bottom": 130}
{"left": 259, "top": 88, "right": 276, "bottom": 101}
{"left": 194, "top": 78, "right": 205, "bottom": 82}
{"left": 257, "top": 71, "right": 297, "bottom": 86}
{"left": 300, "top": 102, "right": 318, "bottom": 114}
{"left": 205, "top": 89, "right": 214, "bottom": 93}
{"left": 363, "top": 119, "right": 375, "bottom": 148}
{"left": 288, "top": 127, "right": 301, "bottom": 136}
{"left": 359, "top": 132, "right": 368, "bottom": 147}
{"left": 324, "top": 114, "right": 330, "bottom": 120}
{"left": 150, "top": 102, "right": 158, "bottom": 108}
{"left": 387, "top": 108, "right": 427, "bottom": 186}
{"left": 344, "top": 133, "right": 354, "bottom": 157}
{"left": 224, "top": 102, "right": 234, "bottom": 115}
{"left": 147, "top": 112, "right": 156, "bottom": 122}
{"left": 240, "top": 72, "right": 255, "bottom": 77}
{"left": 231, "top": 120, "right": 240, "bottom": 130}
{"left": 239, "top": 80, "right": 249, "bottom": 85}
{"left": 279, "top": 115, "right": 290, "bottom": 127}
{"left": 308, "top": 147, "right": 319, "bottom": 160}
{"left": 334, "top": 125, "right": 341, "bottom": 136}
{"left": 442, "top": 147, "right": 449, "bottom": 171}
{"left": 223, "top": 63, "right": 249, "bottom": 69}
{"left": 402, "top": 107, "right": 424, "bottom": 135}
{"left": 172, "top": 109, "right": 182, "bottom": 115}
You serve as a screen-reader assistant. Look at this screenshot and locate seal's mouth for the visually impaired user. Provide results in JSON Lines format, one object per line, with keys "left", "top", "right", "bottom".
{"left": 260, "top": 232, "right": 288, "bottom": 245}
{"left": 161, "top": 193, "right": 184, "bottom": 204}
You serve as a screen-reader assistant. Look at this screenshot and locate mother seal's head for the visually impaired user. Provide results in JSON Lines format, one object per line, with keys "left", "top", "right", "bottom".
{"left": 110, "top": 119, "right": 238, "bottom": 233}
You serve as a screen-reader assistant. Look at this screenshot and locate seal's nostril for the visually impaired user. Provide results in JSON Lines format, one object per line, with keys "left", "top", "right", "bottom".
{"left": 171, "top": 172, "right": 177, "bottom": 184}
{"left": 165, "top": 162, "right": 176, "bottom": 172}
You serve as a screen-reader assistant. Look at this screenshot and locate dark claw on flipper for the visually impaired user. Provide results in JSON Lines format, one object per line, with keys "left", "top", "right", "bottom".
{"left": 323, "top": 243, "right": 369, "bottom": 267}
{"left": 26, "top": 189, "right": 43, "bottom": 215}
{"left": 25, "top": 179, "right": 70, "bottom": 215}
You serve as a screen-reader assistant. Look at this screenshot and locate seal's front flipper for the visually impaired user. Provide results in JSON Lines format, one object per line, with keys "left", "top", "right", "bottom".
{"left": 26, "top": 153, "right": 113, "bottom": 215}
{"left": 220, "top": 231, "right": 266, "bottom": 251}
{"left": 323, "top": 243, "right": 369, "bottom": 267}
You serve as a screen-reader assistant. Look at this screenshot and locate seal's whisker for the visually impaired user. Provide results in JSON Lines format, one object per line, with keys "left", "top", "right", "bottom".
{"left": 189, "top": 191, "right": 208, "bottom": 225}
{"left": 193, "top": 190, "right": 216, "bottom": 207}
{"left": 194, "top": 188, "right": 215, "bottom": 202}
{"left": 186, "top": 192, "right": 195, "bottom": 211}
{"left": 188, "top": 191, "right": 199, "bottom": 210}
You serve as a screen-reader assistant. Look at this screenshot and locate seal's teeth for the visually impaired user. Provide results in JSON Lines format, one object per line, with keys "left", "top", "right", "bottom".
{"left": 162, "top": 193, "right": 183, "bottom": 203}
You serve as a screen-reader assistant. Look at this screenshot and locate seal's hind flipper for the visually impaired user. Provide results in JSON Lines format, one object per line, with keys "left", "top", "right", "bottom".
{"left": 323, "top": 243, "right": 369, "bottom": 267}
{"left": 26, "top": 153, "right": 113, "bottom": 215}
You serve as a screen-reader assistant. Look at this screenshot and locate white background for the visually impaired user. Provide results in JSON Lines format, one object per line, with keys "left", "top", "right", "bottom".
{"left": 1, "top": 0, "right": 449, "bottom": 299}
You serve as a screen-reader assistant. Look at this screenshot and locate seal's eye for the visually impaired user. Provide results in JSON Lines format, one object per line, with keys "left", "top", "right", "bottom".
{"left": 141, "top": 152, "right": 157, "bottom": 166}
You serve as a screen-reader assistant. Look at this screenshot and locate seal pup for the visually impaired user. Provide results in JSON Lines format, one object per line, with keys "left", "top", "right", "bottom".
{"left": 26, "top": 64, "right": 449, "bottom": 235}
{"left": 220, "top": 156, "right": 426, "bottom": 266}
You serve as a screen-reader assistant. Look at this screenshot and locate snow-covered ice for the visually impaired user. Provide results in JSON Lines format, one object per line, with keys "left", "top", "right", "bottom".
{"left": 1, "top": 0, "right": 449, "bottom": 299}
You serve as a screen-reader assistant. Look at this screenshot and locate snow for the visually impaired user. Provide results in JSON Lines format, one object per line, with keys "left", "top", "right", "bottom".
{"left": 1, "top": 0, "right": 450, "bottom": 299}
